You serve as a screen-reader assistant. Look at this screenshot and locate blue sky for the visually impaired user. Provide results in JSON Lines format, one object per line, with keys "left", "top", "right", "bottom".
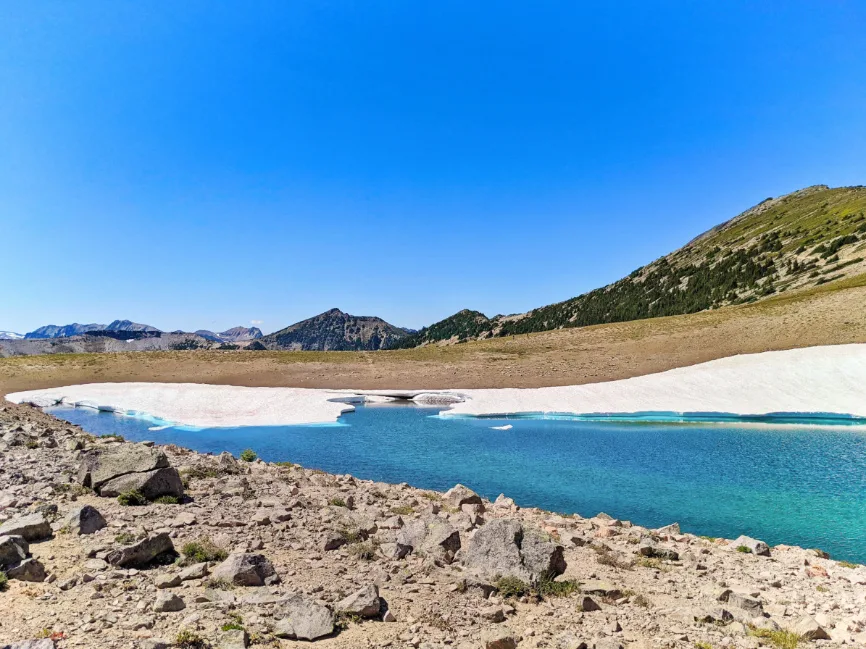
{"left": 1, "top": 1, "right": 865, "bottom": 334}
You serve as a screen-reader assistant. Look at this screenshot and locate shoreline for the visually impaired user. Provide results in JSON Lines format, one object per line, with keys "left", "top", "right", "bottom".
{"left": 7, "top": 344, "right": 866, "bottom": 428}
{"left": 1, "top": 400, "right": 863, "bottom": 648}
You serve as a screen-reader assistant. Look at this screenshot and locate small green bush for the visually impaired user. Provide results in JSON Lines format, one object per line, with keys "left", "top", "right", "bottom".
{"left": 153, "top": 495, "right": 180, "bottom": 505}
{"left": 328, "top": 497, "right": 347, "bottom": 508}
{"left": 0, "top": 571, "right": 8, "bottom": 591}
{"left": 181, "top": 539, "right": 228, "bottom": 564}
{"left": 100, "top": 433, "right": 125, "bottom": 442}
{"left": 838, "top": 560, "right": 859, "bottom": 569}
{"left": 175, "top": 629, "right": 207, "bottom": 648}
{"left": 736, "top": 545, "right": 752, "bottom": 554}
{"left": 748, "top": 627, "right": 801, "bottom": 649}
{"left": 115, "top": 532, "right": 138, "bottom": 545}
{"left": 221, "top": 622, "right": 244, "bottom": 632}
{"left": 390, "top": 504, "right": 415, "bottom": 515}
{"left": 536, "top": 575, "right": 580, "bottom": 597}
{"left": 496, "top": 576, "right": 530, "bottom": 598}
{"left": 239, "top": 448, "right": 257, "bottom": 462}
{"left": 117, "top": 489, "right": 147, "bottom": 507}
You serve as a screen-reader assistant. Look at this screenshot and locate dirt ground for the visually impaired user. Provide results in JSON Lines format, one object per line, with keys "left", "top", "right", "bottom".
{"left": 3, "top": 279, "right": 866, "bottom": 397}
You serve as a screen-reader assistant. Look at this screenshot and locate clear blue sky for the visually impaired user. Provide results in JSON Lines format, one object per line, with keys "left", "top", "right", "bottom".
{"left": 2, "top": 2, "right": 865, "bottom": 334}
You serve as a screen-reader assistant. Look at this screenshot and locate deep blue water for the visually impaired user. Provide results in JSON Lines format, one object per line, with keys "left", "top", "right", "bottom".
{"left": 47, "top": 403, "right": 866, "bottom": 563}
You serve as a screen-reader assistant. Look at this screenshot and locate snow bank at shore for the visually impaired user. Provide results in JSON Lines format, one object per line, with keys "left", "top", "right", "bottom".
{"left": 6, "top": 344, "right": 866, "bottom": 427}
{"left": 5, "top": 383, "right": 354, "bottom": 428}
{"left": 444, "top": 344, "right": 866, "bottom": 420}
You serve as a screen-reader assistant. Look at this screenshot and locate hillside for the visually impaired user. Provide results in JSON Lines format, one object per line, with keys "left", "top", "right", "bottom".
{"left": 257, "top": 308, "right": 410, "bottom": 351}
{"left": 395, "top": 184, "right": 866, "bottom": 347}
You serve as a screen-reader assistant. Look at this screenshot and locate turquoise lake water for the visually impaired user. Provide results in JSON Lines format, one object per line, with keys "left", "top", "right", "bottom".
{"left": 47, "top": 403, "right": 866, "bottom": 564}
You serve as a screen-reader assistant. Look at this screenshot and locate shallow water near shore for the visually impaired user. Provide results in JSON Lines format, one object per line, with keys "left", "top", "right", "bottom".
{"left": 47, "top": 402, "right": 866, "bottom": 563}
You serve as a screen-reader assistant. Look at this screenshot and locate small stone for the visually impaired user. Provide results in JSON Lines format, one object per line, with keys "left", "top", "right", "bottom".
{"left": 155, "top": 573, "right": 182, "bottom": 589}
{"left": 6, "top": 558, "right": 47, "bottom": 582}
{"left": 579, "top": 596, "right": 602, "bottom": 612}
{"left": 61, "top": 505, "right": 107, "bottom": 535}
{"left": 731, "top": 535, "right": 770, "bottom": 557}
{"left": 153, "top": 591, "right": 186, "bottom": 612}
{"left": 444, "top": 484, "right": 484, "bottom": 510}
{"left": 179, "top": 562, "right": 209, "bottom": 581}
{"left": 335, "top": 584, "right": 381, "bottom": 618}
{"left": 792, "top": 616, "right": 831, "bottom": 640}
{"left": 481, "top": 627, "right": 518, "bottom": 649}
{"left": 211, "top": 553, "right": 279, "bottom": 587}
{"left": 217, "top": 629, "right": 249, "bottom": 649}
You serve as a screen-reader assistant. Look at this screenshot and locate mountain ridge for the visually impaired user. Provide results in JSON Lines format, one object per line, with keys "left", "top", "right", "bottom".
{"left": 257, "top": 308, "right": 409, "bottom": 351}
{"left": 393, "top": 184, "right": 866, "bottom": 347}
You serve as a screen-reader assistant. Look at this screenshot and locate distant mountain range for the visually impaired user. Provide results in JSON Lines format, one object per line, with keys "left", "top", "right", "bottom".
{"left": 392, "top": 184, "right": 866, "bottom": 347}
{"left": 5, "top": 184, "right": 865, "bottom": 357}
{"left": 192, "top": 327, "right": 263, "bottom": 343}
{"left": 255, "top": 308, "right": 410, "bottom": 351}
{"left": 24, "top": 320, "right": 160, "bottom": 339}
{"left": 17, "top": 320, "right": 262, "bottom": 343}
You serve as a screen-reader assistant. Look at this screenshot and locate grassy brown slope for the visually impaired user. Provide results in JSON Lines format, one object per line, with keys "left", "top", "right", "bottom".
{"left": 2, "top": 274, "right": 866, "bottom": 397}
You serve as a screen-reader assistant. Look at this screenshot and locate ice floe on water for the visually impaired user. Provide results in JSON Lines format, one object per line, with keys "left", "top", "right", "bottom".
{"left": 6, "top": 344, "right": 866, "bottom": 427}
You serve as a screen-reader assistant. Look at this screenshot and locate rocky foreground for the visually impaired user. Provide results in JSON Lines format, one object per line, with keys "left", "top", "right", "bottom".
{"left": 1, "top": 402, "right": 864, "bottom": 649}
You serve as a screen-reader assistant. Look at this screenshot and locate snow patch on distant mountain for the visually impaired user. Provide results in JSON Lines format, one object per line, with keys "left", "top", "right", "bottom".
{"left": 0, "top": 331, "right": 24, "bottom": 340}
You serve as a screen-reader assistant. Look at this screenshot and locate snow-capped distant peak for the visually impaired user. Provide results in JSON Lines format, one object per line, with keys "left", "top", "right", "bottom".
{"left": 0, "top": 331, "right": 24, "bottom": 340}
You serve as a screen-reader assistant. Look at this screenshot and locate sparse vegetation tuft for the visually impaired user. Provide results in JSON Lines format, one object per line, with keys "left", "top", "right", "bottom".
{"left": 239, "top": 448, "right": 257, "bottom": 462}
{"left": 495, "top": 576, "right": 530, "bottom": 598}
{"left": 117, "top": 489, "right": 147, "bottom": 507}
{"left": 181, "top": 539, "right": 228, "bottom": 565}
{"left": 748, "top": 627, "right": 801, "bottom": 649}
{"left": 535, "top": 574, "right": 580, "bottom": 597}
{"left": 175, "top": 629, "right": 208, "bottom": 648}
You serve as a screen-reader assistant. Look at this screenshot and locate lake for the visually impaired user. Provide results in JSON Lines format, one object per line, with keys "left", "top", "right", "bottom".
{"left": 47, "top": 402, "right": 866, "bottom": 563}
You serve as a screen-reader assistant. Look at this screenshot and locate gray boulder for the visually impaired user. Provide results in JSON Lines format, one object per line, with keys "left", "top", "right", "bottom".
{"left": 0, "top": 513, "right": 52, "bottom": 542}
{"left": 731, "top": 535, "right": 770, "bottom": 557}
{"left": 217, "top": 629, "right": 249, "bottom": 649}
{"left": 218, "top": 451, "right": 242, "bottom": 474}
{"left": 336, "top": 584, "right": 381, "bottom": 618}
{"left": 78, "top": 444, "right": 169, "bottom": 490}
{"left": 638, "top": 538, "right": 679, "bottom": 560}
{"left": 792, "top": 616, "right": 831, "bottom": 640}
{"left": 6, "top": 558, "right": 46, "bottom": 582}
{"left": 396, "top": 517, "right": 461, "bottom": 563}
{"left": 153, "top": 591, "right": 186, "bottom": 612}
{"left": 2, "top": 641, "right": 56, "bottom": 649}
{"left": 106, "top": 533, "right": 174, "bottom": 568}
{"left": 211, "top": 553, "right": 279, "bottom": 587}
{"left": 273, "top": 594, "right": 335, "bottom": 641}
{"left": 464, "top": 518, "right": 566, "bottom": 584}
{"left": 445, "top": 484, "right": 483, "bottom": 510}
{"left": 179, "top": 562, "right": 209, "bottom": 581}
{"left": 0, "top": 535, "right": 29, "bottom": 568}
{"left": 98, "top": 467, "right": 184, "bottom": 501}
{"left": 62, "top": 505, "right": 107, "bottom": 535}
{"left": 727, "top": 591, "right": 763, "bottom": 616}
